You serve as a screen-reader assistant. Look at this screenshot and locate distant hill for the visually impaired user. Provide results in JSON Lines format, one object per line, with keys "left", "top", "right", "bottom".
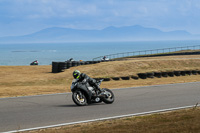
{"left": 0, "top": 25, "right": 198, "bottom": 43}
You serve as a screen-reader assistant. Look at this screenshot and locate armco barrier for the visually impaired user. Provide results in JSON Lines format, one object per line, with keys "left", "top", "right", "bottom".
{"left": 93, "top": 45, "right": 200, "bottom": 61}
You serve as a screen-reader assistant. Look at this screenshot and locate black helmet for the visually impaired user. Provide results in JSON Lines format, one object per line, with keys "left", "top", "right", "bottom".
{"left": 73, "top": 70, "right": 81, "bottom": 79}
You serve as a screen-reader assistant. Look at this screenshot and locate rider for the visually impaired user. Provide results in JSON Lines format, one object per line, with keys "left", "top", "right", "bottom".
{"left": 72, "top": 70, "right": 103, "bottom": 95}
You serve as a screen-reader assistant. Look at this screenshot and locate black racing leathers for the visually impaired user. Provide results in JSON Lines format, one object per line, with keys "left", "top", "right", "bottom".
{"left": 77, "top": 73, "right": 101, "bottom": 91}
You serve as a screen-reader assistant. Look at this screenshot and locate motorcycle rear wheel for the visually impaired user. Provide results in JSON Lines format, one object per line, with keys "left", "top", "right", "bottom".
{"left": 102, "top": 88, "right": 114, "bottom": 104}
{"left": 72, "top": 90, "right": 87, "bottom": 106}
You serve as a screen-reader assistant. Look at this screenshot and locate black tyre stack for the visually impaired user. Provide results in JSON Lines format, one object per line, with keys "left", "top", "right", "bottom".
{"left": 92, "top": 69, "right": 200, "bottom": 82}
{"left": 52, "top": 62, "right": 60, "bottom": 73}
{"left": 180, "top": 71, "right": 186, "bottom": 76}
{"left": 52, "top": 60, "right": 102, "bottom": 73}
{"left": 146, "top": 72, "right": 154, "bottom": 78}
{"left": 174, "top": 71, "right": 181, "bottom": 76}
{"left": 66, "top": 61, "right": 72, "bottom": 69}
{"left": 161, "top": 72, "right": 168, "bottom": 77}
{"left": 52, "top": 62, "right": 67, "bottom": 73}
{"left": 167, "top": 72, "right": 174, "bottom": 77}
{"left": 112, "top": 77, "right": 120, "bottom": 81}
{"left": 120, "top": 76, "right": 130, "bottom": 80}
{"left": 137, "top": 73, "right": 147, "bottom": 79}
{"left": 154, "top": 72, "right": 162, "bottom": 78}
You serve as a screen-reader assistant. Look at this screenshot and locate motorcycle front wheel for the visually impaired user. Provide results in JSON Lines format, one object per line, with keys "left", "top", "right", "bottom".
{"left": 102, "top": 88, "right": 115, "bottom": 104}
{"left": 72, "top": 90, "right": 87, "bottom": 106}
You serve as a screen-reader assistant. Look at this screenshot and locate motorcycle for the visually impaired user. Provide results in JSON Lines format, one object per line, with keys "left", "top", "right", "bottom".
{"left": 71, "top": 79, "right": 114, "bottom": 106}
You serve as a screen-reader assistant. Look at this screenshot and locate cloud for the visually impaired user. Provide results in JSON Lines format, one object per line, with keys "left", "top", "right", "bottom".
{"left": 0, "top": 0, "right": 200, "bottom": 36}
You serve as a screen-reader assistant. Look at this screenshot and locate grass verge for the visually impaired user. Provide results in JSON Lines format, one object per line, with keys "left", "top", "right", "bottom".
{"left": 27, "top": 107, "right": 200, "bottom": 133}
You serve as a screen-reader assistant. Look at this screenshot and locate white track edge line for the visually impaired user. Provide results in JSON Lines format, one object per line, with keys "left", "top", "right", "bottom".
{"left": 2, "top": 104, "right": 200, "bottom": 133}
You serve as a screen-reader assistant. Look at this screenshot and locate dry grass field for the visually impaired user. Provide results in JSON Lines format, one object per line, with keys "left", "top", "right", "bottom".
{"left": 0, "top": 55, "right": 200, "bottom": 98}
{"left": 1, "top": 54, "right": 200, "bottom": 133}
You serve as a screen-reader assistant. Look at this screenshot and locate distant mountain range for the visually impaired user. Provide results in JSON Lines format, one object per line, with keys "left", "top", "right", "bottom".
{"left": 0, "top": 25, "right": 199, "bottom": 43}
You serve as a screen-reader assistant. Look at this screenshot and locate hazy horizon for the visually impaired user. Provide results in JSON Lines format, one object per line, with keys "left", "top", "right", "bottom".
{"left": 1, "top": 0, "right": 200, "bottom": 38}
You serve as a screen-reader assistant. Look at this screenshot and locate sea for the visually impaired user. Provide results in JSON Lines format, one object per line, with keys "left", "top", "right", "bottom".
{"left": 0, "top": 40, "right": 200, "bottom": 66}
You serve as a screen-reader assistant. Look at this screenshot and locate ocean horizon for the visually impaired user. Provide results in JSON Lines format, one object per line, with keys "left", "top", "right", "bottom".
{"left": 0, "top": 40, "right": 200, "bottom": 66}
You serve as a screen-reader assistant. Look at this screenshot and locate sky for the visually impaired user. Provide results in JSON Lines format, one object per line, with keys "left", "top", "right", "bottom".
{"left": 0, "top": 0, "right": 200, "bottom": 37}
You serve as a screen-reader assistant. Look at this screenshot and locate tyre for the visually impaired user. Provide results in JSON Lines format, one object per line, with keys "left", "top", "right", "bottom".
{"left": 185, "top": 70, "right": 192, "bottom": 75}
{"left": 94, "top": 78, "right": 101, "bottom": 81}
{"left": 80, "top": 61, "right": 85, "bottom": 65}
{"left": 146, "top": 72, "right": 154, "bottom": 78}
{"left": 72, "top": 91, "right": 87, "bottom": 106}
{"left": 161, "top": 72, "right": 168, "bottom": 77}
{"left": 52, "top": 62, "right": 59, "bottom": 73}
{"left": 192, "top": 70, "right": 197, "bottom": 75}
{"left": 168, "top": 72, "right": 174, "bottom": 77}
{"left": 85, "top": 61, "right": 89, "bottom": 65}
{"left": 120, "top": 76, "right": 130, "bottom": 80}
{"left": 59, "top": 62, "right": 67, "bottom": 69}
{"left": 93, "top": 61, "right": 98, "bottom": 64}
{"left": 76, "top": 61, "right": 81, "bottom": 66}
{"left": 131, "top": 75, "right": 139, "bottom": 80}
{"left": 112, "top": 77, "right": 120, "bottom": 81}
{"left": 66, "top": 62, "right": 72, "bottom": 69}
{"left": 180, "top": 71, "right": 186, "bottom": 76}
{"left": 72, "top": 61, "right": 77, "bottom": 67}
{"left": 138, "top": 73, "right": 147, "bottom": 79}
{"left": 154, "top": 72, "right": 162, "bottom": 78}
{"left": 102, "top": 88, "right": 114, "bottom": 104}
{"left": 174, "top": 71, "right": 181, "bottom": 76}
{"left": 197, "top": 70, "right": 200, "bottom": 75}
{"left": 103, "top": 78, "right": 111, "bottom": 81}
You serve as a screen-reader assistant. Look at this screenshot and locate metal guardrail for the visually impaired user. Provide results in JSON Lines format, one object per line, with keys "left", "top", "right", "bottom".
{"left": 93, "top": 45, "right": 200, "bottom": 61}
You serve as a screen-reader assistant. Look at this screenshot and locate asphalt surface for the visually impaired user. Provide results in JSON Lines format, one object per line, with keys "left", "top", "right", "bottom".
{"left": 0, "top": 82, "right": 200, "bottom": 132}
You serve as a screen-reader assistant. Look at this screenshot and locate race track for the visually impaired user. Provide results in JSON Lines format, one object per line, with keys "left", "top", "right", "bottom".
{"left": 0, "top": 82, "right": 200, "bottom": 132}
